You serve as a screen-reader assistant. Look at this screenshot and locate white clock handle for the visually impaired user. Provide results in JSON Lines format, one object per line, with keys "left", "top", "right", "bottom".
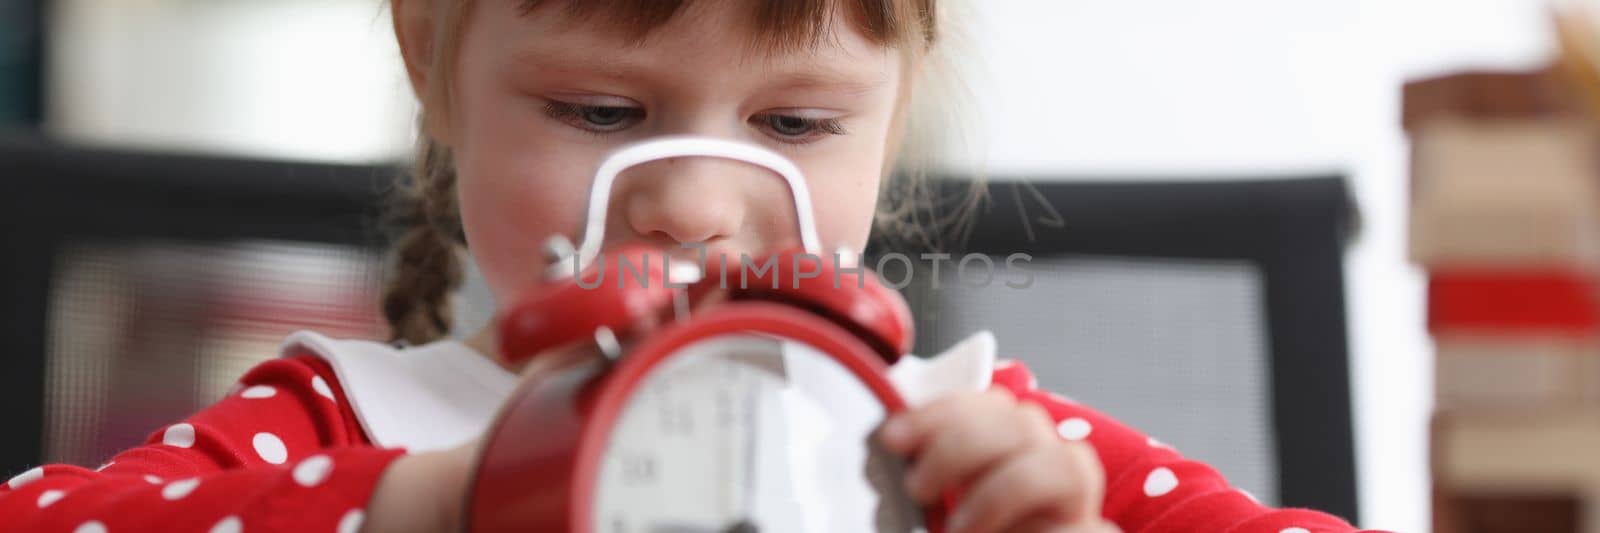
{"left": 559, "top": 136, "right": 824, "bottom": 275}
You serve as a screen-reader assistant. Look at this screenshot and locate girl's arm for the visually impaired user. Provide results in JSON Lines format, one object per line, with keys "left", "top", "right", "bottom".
{"left": 989, "top": 360, "right": 1382, "bottom": 533}
{"left": 0, "top": 356, "right": 421, "bottom": 532}
{"left": 361, "top": 439, "right": 477, "bottom": 533}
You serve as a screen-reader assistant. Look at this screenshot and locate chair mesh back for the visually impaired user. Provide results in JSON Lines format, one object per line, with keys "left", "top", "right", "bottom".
{"left": 905, "top": 255, "right": 1280, "bottom": 504}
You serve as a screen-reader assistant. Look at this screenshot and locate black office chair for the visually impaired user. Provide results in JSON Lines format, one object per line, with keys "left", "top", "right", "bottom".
{"left": 0, "top": 134, "right": 395, "bottom": 475}
{"left": 892, "top": 177, "right": 1359, "bottom": 522}
{"left": 1, "top": 137, "right": 1358, "bottom": 523}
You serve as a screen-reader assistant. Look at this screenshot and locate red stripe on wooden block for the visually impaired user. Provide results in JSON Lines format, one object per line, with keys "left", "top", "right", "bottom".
{"left": 1429, "top": 269, "right": 1600, "bottom": 334}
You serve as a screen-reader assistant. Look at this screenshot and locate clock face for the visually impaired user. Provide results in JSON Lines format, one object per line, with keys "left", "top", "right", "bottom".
{"left": 592, "top": 335, "right": 923, "bottom": 533}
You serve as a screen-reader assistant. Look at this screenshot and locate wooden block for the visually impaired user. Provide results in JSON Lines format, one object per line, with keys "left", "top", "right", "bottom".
{"left": 1432, "top": 411, "right": 1600, "bottom": 532}
{"left": 1410, "top": 208, "right": 1600, "bottom": 267}
{"left": 1433, "top": 409, "right": 1600, "bottom": 492}
{"left": 1554, "top": 7, "right": 1600, "bottom": 123}
{"left": 1403, "top": 67, "right": 1578, "bottom": 132}
{"left": 1411, "top": 118, "right": 1600, "bottom": 213}
{"left": 1433, "top": 487, "right": 1584, "bottom": 533}
{"left": 1409, "top": 117, "right": 1600, "bottom": 267}
{"left": 1434, "top": 334, "right": 1600, "bottom": 409}
{"left": 1427, "top": 271, "right": 1600, "bottom": 336}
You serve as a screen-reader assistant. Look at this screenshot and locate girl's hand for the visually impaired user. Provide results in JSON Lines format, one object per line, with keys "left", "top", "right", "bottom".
{"left": 880, "top": 388, "right": 1121, "bottom": 533}
{"left": 362, "top": 437, "right": 480, "bottom": 533}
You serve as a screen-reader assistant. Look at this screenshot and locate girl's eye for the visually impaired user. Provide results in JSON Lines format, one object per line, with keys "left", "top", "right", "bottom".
{"left": 756, "top": 114, "right": 847, "bottom": 144}
{"left": 580, "top": 106, "right": 631, "bottom": 126}
{"left": 544, "top": 101, "right": 644, "bottom": 133}
{"left": 770, "top": 115, "right": 812, "bottom": 136}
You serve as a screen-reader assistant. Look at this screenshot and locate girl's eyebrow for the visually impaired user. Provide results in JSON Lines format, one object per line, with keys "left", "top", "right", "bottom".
{"left": 510, "top": 49, "right": 637, "bottom": 81}
{"left": 762, "top": 68, "right": 889, "bottom": 96}
{"left": 510, "top": 47, "right": 889, "bottom": 96}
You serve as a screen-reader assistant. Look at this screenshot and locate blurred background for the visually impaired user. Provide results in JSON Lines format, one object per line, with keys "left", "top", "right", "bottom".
{"left": 4, "top": 0, "right": 1588, "bottom": 531}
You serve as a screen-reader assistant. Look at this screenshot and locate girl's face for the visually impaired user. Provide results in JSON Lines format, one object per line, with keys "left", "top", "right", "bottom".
{"left": 435, "top": 1, "right": 907, "bottom": 304}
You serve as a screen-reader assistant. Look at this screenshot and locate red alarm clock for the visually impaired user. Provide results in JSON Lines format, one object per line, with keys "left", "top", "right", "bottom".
{"left": 465, "top": 137, "right": 944, "bottom": 532}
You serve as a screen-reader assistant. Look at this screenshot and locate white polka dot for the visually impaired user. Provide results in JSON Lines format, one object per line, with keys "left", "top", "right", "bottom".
{"left": 1280, "top": 528, "right": 1309, "bottom": 533}
{"left": 7, "top": 466, "right": 43, "bottom": 489}
{"left": 1148, "top": 436, "right": 1171, "bottom": 449}
{"left": 293, "top": 455, "right": 333, "bottom": 487}
{"left": 311, "top": 376, "right": 335, "bottom": 401}
{"left": 95, "top": 461, "right": 114, "bottom": 472}
{"left": 1143, "top": 467, "right": 1179, "bottom": 497}
{"left": 163, "top": 424, "right": 196, "bottom": 448}
{"left": 253, "top": 433, "right": 287, "bottom": 464}
{"left": 37, "top": 489, "right": 65, "bottom": 508}
{"left": 337, "top": 509, "right": 365, "bottom": 533}
{"left": 143, "top": 475, "right": 162, "bottom": 485}
{"left": 995, "top": 360, "right": 1018, "bottom": 371}
{"left": 1056, "top": 418, "right": 1093, "bottom": 440}
{"left": 162, "top": 478, "right": 201, "bottom": 500}
{"left": 73, "top": 521, "right": 107, "bottom": 533}
{"left": 1027, "top": 376, "right": 1039, "bottom": 389}
{"left": 1240, "top": 489, "right": 1260, "bottom": 503}
{"left": 240, "top": 385, "right": 277, "bottom": 399}
{"left": 210, "top": 516, "right": 242, "bottom": 533}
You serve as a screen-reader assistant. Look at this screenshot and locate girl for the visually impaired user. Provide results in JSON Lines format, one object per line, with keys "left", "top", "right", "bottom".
{"left": 1, "top": 1, "right": 1379, "bottom": 532}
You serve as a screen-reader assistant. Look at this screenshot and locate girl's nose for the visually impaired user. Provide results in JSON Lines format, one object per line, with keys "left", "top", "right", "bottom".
{"left": 618, "top": 157, "right": 750, "bottom": 246}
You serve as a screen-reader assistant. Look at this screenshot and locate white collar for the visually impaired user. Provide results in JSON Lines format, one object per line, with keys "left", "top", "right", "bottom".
{"left": 280, "top": 330, "right": 996, "bottom": 453}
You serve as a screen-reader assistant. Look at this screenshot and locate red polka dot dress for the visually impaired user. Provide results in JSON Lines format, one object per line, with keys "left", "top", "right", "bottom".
{"left": 0, "top": 331, "right": 1385, "bottom": 532}
{"left": 1, "top": 354, "right": 391, "bottom": 533}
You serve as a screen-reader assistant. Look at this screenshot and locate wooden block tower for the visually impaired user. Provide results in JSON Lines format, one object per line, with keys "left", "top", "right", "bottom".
{"left": 1406, "top": 65, "right": 1600, "bottom": 532}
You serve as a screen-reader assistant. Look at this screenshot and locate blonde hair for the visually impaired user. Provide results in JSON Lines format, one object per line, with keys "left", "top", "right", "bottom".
{"left": 383, "top": 0, "right": 975, "bottom": 344}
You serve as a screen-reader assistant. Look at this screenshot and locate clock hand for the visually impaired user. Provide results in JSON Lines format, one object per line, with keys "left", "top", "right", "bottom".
{"left": 742, "top": 376, "right": 759, "bottom": 518}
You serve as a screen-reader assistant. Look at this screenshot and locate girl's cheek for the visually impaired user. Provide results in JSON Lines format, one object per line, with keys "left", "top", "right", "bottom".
{"left": 456, "top": 142, "right": 598, "bottom": 303}
{"left": 805, "top": 145, "right": 886, "bottom": 251}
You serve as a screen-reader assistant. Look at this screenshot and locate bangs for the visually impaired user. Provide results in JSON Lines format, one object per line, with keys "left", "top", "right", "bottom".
{"left": 518, "top": 0, "right": 936, "bottom": 53}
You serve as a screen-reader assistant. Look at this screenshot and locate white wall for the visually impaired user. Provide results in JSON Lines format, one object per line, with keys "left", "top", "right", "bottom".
{"left": 47, "top": 1, "right": 1578, "bottom": 530}
{"left": 47, "top": 0, "right": 414, "bottom": 163}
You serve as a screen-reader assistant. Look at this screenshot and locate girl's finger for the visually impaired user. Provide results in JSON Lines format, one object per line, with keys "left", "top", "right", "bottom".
{"left": 1011, "top": 513, "right": 1069, "bottom": 533}
{"left": 1012, "top": 515, "right": 1124, "bottom": 533}
{"left": 1070, "top": 520, "right": 1125, "bottom": 533}
{"left": 904, "top": 401, "right": 1056, "bottom": 502}
{"left": 879, "top": 388, "right": 1017, "bottom": 454}
{"left": 948, "top": 441, "right": 1104, "bottom": 533}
